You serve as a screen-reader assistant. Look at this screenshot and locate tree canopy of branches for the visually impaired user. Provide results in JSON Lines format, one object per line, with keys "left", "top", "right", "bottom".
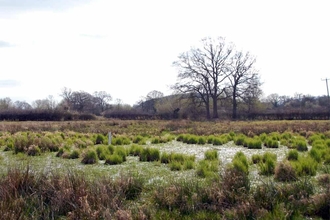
{"left": 172, "top": 37, "right": 261, "bottom": 119}
{"left": 60, "top": 87, "right": 112, "bottom": 115}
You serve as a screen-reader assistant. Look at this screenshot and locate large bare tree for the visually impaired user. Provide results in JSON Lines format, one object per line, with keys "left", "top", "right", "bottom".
{"left": 172, "top": 37, "right": 233, "bottom": 119}
{"left": 227, "top": 51, "right": 261, "bottom": 119}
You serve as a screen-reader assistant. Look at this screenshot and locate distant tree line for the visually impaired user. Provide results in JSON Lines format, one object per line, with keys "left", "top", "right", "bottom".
{"left": 1, "top": 89, "right": 329, "bottom": 121}
{"left": 1, "top": 36, "right": 330, "bottom": 121}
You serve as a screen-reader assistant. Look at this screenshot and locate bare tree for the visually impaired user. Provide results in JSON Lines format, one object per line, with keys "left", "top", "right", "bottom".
{"left": 93, "top": 91, "right": 112, "bottom": 113}
{"left": 141, "top": 90, "right": 164, "bottom": 113}
{"left": 172, "top": 37, "right": 233, "bottom": 119}
{"left": 227, "top": 51, "right": 261, "bottom": 119}
{"left": 14, "top": 101, "right": 32, "bottom": 110}
{"left": 146, "top": 90, "right": 164, "bottom": 100}
{"left": 0, "top": 97, "right": 13, "bottom": 110}
{"left": 32, "top": 95, "right": 57, "bottom": 110}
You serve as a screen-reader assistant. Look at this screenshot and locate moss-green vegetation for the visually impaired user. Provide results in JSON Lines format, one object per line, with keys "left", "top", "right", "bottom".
{"left": 0, "top": 120, "right": 330, "bottom": 219}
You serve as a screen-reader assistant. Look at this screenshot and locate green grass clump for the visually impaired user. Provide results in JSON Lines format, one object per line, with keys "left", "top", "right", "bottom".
{"left": 140, "top": 148, "right": 160, "bottom": 162}
{"left": 291, "top": 156, "right": 318, "bottom": 176}
{"left": 183, "top": 159, "right": 195, "bottom": 170}
{"left": 169, "top": 161, "right": 182, "bottom": 171}
{"left": 232, "top": 151, "right": 249, "bottom": 174}
{"left": 69, "top": 149, "right": 80, "bottom": 159}
{"left": 128, "top": 144, "right": 144, "bottom": 156}
{"left": 160, "top": 152, "right": 195, "bottom": 170}
{"left": 114, "top": 146, "right": 127, "bottom": 162}
{"left": 132, "top": 135, "right": 146, "bottom": 145}
{"left": 309, "top": 148, "right": 322, "bottom": 163}
{"left": 105, "top": 154, "right": 124, "bottom": 165}
{"left": 264, "top": 138, "right": 279, "bottom": 148}
{"left": 234, "top": 134, "right": 246, "bottom": 146}
{"left": 287, "top": 149, "right": 299, "bottom": 161}
{"left": 212, "top": 137, "right": 225, "bottom": 146}
{"left": 259, "top": 155, "right": 276, "bottom": 176}
{"left": 196, "top": 160, "right": 219, "bottom": 178}
{"left": 81, "top": 150, "right": 98, "bottom": 164}
{"left": 207, "top": 135, "right": 215, "bottom": 144}
{"left": 245, "top": 137, "right": 262, "bottom": 149}
{"left": 198, "top": 136, "right": 206, "bottom": 145}
{"left": 96, "top": 145, "right": 111, "bottom": 160}
{"left": 204, "top": 150, "right": 218, "bottom": 161}
{"left": 95, "top": 134, "right": 106, "bottom": 144}
{"left": 251, "top": 154, "right": 262, "bottom": 164}
{"left": 291, "top": 138, "right": 308, "bottom": 151}
{"left": 111, "top": 136, "right": 131, "bottom": 145}
{"left": 187, "top": 135, "right": 199, "bottom": 144}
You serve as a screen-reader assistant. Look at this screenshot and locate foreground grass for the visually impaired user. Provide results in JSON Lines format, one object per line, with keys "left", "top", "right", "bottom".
{"left": 0, "top": 120, "right": 330, "bottom": 219}
{"left": 0, "top": 163, "right": 329, "bottom": 219}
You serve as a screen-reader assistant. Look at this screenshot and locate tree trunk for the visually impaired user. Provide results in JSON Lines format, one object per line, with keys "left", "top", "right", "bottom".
{"left": 232, "top": 88, "right": 237, "bottom": 119}
{"left": 212, "top": 96, "right": 219, "bottom": 118}
{"left": 232, "top": 96, "right": 237, "bottom": 120}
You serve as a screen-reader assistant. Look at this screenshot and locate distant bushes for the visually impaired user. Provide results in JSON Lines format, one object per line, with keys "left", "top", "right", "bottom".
{"left": 0, "top": 109, "right": 96, "bottom": 121}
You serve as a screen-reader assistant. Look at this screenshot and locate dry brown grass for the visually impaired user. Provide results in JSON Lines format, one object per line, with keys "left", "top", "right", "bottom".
{"left": 1, "top": 120, "right": 330, "bottom": 136}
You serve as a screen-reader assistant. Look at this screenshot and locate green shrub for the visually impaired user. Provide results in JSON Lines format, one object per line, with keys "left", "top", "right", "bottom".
{"left": 287, "top": 149, "right": 299, "bottom": 161}
{"left": 309, "top": 148, "right": 322, "bottom": 163}
{"left": 112, "top": 136, "right": 131, "bottom": 145}
{"left": 274, "top": 160, "right": 297, "bottom": 182}
{"left": 171, "top": 153, "right": 185, "bottom": 163}
{"left": 26, "top": 145, "right": 41, "bottom": 156}
{"left": 96, "top": 145, "right": 110, "bottom": 160}
{"left": 151, "top": 137, "right": 160, "bottom": 144}
{"left": 280, "top": 138, "right": 288, "bottom": 147}
{"left": 169, "top": 161, "right": 182, "bottom": 171}
{"left": 262, "top": 152, "right": 277, "bottom": 163}
{"left": 132, "top": 135, "right": 146, "bottom": 145}
{"left": 212, "top": 137, "right": 224, "bottom": 146}
{"left": 81, "top": 150, "right": 98, "bottom": 164}
{"left": 196, "top": 160, "right": 219, "bottom": 178}
{"left": 234, "top": 134, "right": 246, "bottom": 146}
{"left": 187, "top": 135, "right": 198, "bottom": 144}
{"left": 69, "top": 149, "right": 80, "bottom": 159}
{"left": 114, "top": 146, "right": 127, "bottom": 162}
{"left": 95, "top": 134, "right": 106, "bottom": 144}
{"left": 160, "top": 152, "right": 171, "bottom": 164}
{"left": 128, "top": 144, "right": 143, "bottom": 156}
{"left": 183, "top": 159, "right": 195, "bottom": 170}
{"left": 207, "top": 135, "right": 215, "bottom": 144}
{"left": 292, "top": 156, "right": 318, "bottom": 176}
{"left": 204, "top": 150, "right": 218, "bottom": 161}
{"left": 4, "top": 139, "right": 14, "bottom": 151}
{"left": 232, "top": 151, "right": 249, "bottom": 174}
{"left": 140, "top": 148, "right": 160, "bottom": 162}
{"left": 259, "top": 156, "right": 276, "bottom": 176}
{"left": 251, "top": 154, "right": 262, "bottom": 164}
{"left": 105, "top": 154, "right": 124, "bottom": 165}
{"left": 265, "top": 138, "right": 279, "bottom": 148}
{"left": 293, "top": 139, "right": 308, "bottom": 151}
{"left": 107, "top": 145, "right": 115, "bottom": 154}
{"left": 176, "top": 134, "right": 185, "bottom": 142}
{"left": 74, "top": 139, "right": 87, "bottom": 148}
{"left": 324, "top": 154, "right": 330, "bottom": 165}
{"left": 198, "top": 136, "right": 206, "bottom": 145}
{"left": 246, "top": 138, "right": 262, "bottom": 149}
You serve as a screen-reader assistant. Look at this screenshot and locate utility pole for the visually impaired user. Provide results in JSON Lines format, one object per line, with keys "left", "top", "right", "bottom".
{"left": 321, "top": 78, "right": 330, "bottom": 119}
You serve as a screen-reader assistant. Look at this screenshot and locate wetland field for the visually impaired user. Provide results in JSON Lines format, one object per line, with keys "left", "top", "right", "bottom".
{"left": 0, "top": 120, "right": 329, "bottom": 219}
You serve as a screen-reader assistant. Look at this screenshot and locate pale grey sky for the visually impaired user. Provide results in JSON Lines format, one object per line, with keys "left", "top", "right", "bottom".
{"left": 1, "top": 0, "right": 329, "bottom": 105}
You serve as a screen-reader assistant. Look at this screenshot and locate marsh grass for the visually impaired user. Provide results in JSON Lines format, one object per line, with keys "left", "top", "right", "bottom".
{"left": 1, "top": 121, "right": 330, "bottom": 219}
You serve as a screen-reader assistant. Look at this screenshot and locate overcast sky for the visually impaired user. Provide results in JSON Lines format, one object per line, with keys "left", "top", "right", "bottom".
{"left": 1, "top": 0, "right": 330, "bottom": 105}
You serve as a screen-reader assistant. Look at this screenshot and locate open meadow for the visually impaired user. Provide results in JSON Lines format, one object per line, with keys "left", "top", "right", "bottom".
{"left": 0, "top": 120, "right": 329, "bottom": 219}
